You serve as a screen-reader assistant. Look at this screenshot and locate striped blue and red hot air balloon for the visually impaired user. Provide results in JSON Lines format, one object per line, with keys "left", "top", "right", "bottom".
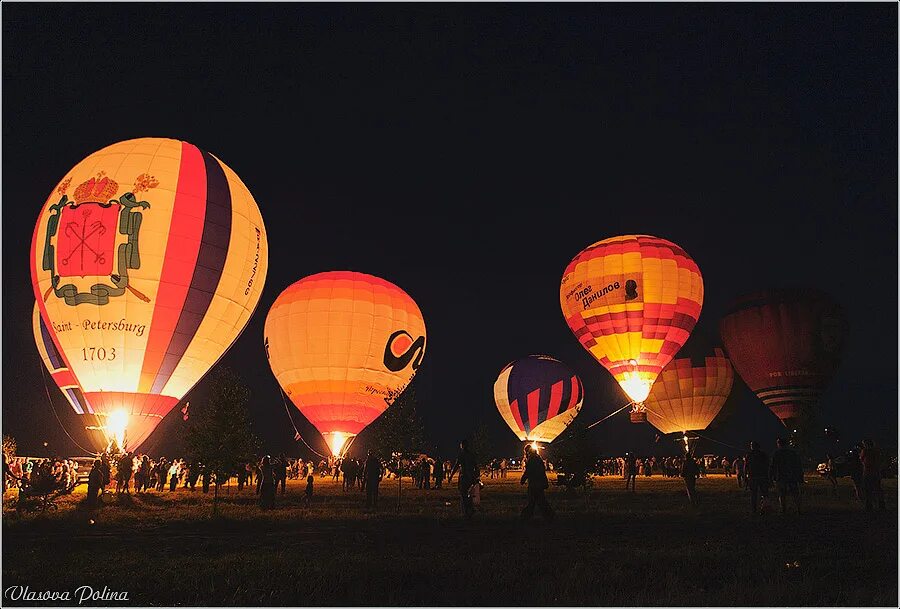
{"left": 493, "top": 355, "right": 584, "bottom": 444}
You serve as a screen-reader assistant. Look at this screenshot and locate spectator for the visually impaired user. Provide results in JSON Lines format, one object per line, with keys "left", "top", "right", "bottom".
{"left": 859, "top": 439, "right": 886, "bottom": 511}
{"left": 770, "top": 438, "right": 803, "bottom": 514}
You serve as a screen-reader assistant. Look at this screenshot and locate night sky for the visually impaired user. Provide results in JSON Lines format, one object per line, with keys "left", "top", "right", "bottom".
{"left": 3, "top": 4, "right": 897, "bottom": 459}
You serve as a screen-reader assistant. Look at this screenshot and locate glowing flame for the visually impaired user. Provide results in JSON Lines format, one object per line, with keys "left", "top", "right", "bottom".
{"left": 531, "top": 442, "right": 540, "bottom": 452}
{"left": 619, "top": 375, "right": 652, "bottom": 404}
{"left": 324, "top": 432, "right": 351, "bottom": 457}
{"left": 106, "top": 409, "right": 129, "bottom": 451}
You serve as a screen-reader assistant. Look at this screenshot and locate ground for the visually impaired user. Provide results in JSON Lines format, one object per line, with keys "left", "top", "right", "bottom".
{"left": 2, "top": 474, "right": 896, "bottom": 606}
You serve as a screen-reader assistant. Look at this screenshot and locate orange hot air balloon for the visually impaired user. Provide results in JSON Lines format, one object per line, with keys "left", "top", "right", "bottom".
{"left": 264, "top": 271, "right": 427, "bottom": 456}
{"left": 644, "top": 340, "right": 734, "bottom": 436}
{"left": 719, "top": 288, "right": 848, "bottom": 428}
{"left": 560, "top": 235, "right": 703, "bottom": 420}
{"left": 30, "top": 138, "right": 268, "bottom": 452}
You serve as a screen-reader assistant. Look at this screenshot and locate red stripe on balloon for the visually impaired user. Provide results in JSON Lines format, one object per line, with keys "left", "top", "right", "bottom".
{"left": 546, "top": 380, "right": 564, "bottom": 420}
{"left": 527, "top": 388, "right": 540, "bottom": 431}
{"left": 138, "top": 142, "right": 207, "bottom": 394}
{"left": 509, "top": 399, "right": 525, "bottom": 433}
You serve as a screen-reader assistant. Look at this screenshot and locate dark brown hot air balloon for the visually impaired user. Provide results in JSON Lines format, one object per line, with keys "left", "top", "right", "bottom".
{"left": 719, "top": 288, "right": 848, "bottom": 430}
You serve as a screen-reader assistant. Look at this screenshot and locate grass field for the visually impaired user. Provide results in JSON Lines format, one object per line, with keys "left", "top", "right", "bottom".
{"left": 2, "top": 474, "right": 896, "bottom": 606}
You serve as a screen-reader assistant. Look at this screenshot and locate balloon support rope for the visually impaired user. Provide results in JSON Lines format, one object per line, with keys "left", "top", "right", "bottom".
{"left": 640, "top": 403, "right": 745, "bottom": 452}
{"left": 586, "top": 401, "right": 635, "bottom": 430}
{"left": 37, "top": 358, "right": 97, "bottom": 456}
{"left": 278, "top": 388, "right": 329, "bottom": 460}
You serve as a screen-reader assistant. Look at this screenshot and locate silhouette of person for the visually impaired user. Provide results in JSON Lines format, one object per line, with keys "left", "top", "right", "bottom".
{"left": 520, "top": 445, "right": 554, "bottom": 522}
{"left": 770, "top": 438, "right": 803, "bottom": 514}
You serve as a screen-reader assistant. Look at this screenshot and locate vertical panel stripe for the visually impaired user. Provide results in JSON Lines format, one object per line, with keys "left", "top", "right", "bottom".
{"left": 150, "top": 151, "right": 232, "bottom": 395}
{"left": 139, "top": 142, "right": 208, "bottom": 392}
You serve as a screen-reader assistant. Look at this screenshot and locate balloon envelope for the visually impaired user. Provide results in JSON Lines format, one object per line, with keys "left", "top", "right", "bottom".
{"left": 560, "top": 234, "right": 703, "bottom": 404}
{"left": 719, "top": 288, "right": 848, "bottom": 425}
{"left": 30, "top": 138, "right": 268, "bottom": 451}
{"left": 644, "top": 342, "right": 734, "bottom": 435}
{"left": 494, "top": 355, "right": 583, "bottom": 443}
{"left": 264, "top": 271, "right": 426, "bottom": 455}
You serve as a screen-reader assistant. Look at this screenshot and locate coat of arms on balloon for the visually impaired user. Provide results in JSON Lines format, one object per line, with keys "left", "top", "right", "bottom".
{"left": 40, "top": 171, "right": 156, "bottom": 306}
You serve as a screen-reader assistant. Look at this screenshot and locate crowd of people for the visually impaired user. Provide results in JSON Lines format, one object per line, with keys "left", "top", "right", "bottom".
{"left": 2, "top": 455, "right": 81, "bottom": 495}
{"left": 2, "top": 437, "right": 894, "bottom": 518}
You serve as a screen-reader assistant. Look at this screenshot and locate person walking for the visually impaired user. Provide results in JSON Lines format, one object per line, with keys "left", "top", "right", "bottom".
{"left": 85, "top": 459, "right": 104, "bottom": 510}
{"left": 859, "top": 439, "right": 886, "bottom": 511}
{"left": 681, "top": 453, "right": 700, "bottom": 505}
{"left": 770, "top": 438, "right": 803, "bottom": 514}
{"left": 449, "top": 439, "right": 478, "bottom": 519}
{"left": 364, "top": 451, "right": 383, "bottom": 509}
{"left": 520, "top": 445, "right": 554, "bottom": 522}
{"left": 745, "top": 441, "right": 770, "bottom": 514}
{"left": 433, "top": 456, "right": 444, "bottom": 489}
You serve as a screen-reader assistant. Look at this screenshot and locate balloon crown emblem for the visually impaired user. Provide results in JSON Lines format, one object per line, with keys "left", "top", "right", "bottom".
{"left": 72, "top": 173, "right": 119, "bottom": 203}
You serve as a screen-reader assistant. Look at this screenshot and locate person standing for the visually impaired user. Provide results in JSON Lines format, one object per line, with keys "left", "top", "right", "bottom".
{"left": 722, "top": 456, "right": 732, "bottom": 478}
{"left": 681, "top": 453, "right": 700, "bottom": 505}
{"left": 450, "top": 440, "right": 478, "bottom": 519}
{"left": 258, "top": 456, "right": 276, "bottom": 509}
{"left": 770, "top": 438, "right": 803, "bottom": 514}
{"left": 733, "top": 454, "right": 746, "bottom": 488}
{"left": 624, "top": 453, "right": 637, "bottom": 492}
{"left": 364, "top": 451, "right": 383, "bottom": 509}
{"left": 859, "top": 439, "right": 886, "bottom": 511}
{"left": 520, "top": 445, "right": 554, "bottom": 522}
{"left": 276, "top": 455, "right": 288, "bottom": 495}
{"left": 745, "top": 441, "right": 770, "bottom": 514}
{"left": 85, "top": 459, "right": 104, "bottom": 510}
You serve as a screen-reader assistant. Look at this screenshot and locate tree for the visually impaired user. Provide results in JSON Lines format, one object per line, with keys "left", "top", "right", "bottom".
{"left": 469, "top": 420, "right": 492, "bottom": 466}
{"left": 363, "top": 379, "right": 426, "bottom": 510}
{"left": 367, "top": 381, "right": 426, "bottom": 461}
{"left": 183, "top": 367, "right": 260, "bottom": 513}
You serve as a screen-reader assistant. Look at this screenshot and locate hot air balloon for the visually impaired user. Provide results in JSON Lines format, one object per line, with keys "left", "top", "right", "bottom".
{"left": 494, "top": 355, "right": 584, "bottom": 445}
{"left": 643, "top": 338, "right": 734, "bottom": 449}
{"left": 30, "top": 138, "right": 268, "bottom": 452}
{"left": 719, "top": 288, "right": 848, "bottom": 428}
{"left": 264, "top": 271, "right": 426, "bottom": 457}
{"left": 560, "top": 235, "right": 703, "bottom": 422}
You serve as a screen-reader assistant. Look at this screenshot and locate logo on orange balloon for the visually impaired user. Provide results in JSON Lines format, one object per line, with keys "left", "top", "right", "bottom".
{"left": 383, "top": 330, "right": 425, "bottom": 372}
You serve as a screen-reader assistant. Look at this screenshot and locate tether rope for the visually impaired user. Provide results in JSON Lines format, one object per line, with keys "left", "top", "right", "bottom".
{"left": 278, "top": 388, "right": 329, "bottom": 459}
{"left": 38, "top": 359, "right": 97, "bottom": 456}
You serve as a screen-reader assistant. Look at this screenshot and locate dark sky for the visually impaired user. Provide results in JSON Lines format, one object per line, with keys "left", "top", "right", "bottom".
{"left": 3, "top": 4, "right": 897, "bottom": 459}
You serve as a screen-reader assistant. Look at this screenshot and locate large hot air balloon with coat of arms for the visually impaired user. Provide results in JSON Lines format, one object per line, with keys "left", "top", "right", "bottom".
{"left": 264, "top": 271, "right": 427, "bottom": 457}
{"left": 560, "top": 234, "right": 703, "bottom": 422}
{"left": 30, "top": 138, "right": 268, "bottom": 452}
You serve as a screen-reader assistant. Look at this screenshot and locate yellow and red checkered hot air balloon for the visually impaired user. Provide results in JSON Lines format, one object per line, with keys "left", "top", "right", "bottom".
{"left": 30, "top": 138, "right": 269, "bottom": 452}
{"left": 560, "top": 235, "right": 703, "bottom": 421}
{"left": 264, "top": 271, "right": 427, "bottom": 456}
{"left": 644, "top": 341, "right": 734, "bottom": 436}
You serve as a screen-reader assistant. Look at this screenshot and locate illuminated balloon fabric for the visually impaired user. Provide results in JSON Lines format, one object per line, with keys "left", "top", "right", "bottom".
{"left": 33, "top": 302, "right": 90, "bottom": 414}
{"left": 30, "top": 138, "right": 269, "bottom": 450}
{"left": 560, "top": 235, "right": 704, "bottom": 403}
{"left": 33, "top": 302, "right": 109, "bottom": 450}
{"left": 494, "top": 355, "right": 583, "bottom": 443}
{"left": 719, "top": 289, "right": 847, "bottom": 424}
{"left": 264, "top": 271, "right": 427, "bottom": 455}
{"left": 644, "top": 346, "right": 733, "bottom": 435}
